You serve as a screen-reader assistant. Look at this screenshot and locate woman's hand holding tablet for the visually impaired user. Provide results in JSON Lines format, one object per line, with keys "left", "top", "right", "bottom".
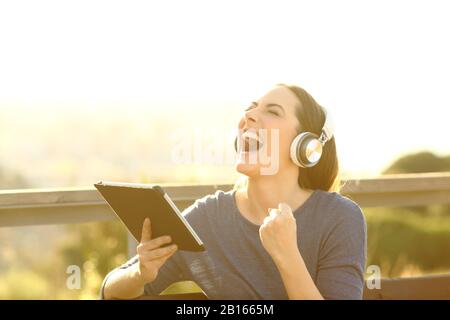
{"left": 135, "top": 217, "right": 178, "bottom": 283}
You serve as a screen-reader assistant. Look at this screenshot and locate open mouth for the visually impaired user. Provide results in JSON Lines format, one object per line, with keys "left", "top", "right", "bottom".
{"left": 240, "top": 129, "right": 264, "bottom": 152}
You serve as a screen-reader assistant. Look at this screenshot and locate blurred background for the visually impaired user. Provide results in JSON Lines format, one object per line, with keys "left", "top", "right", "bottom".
{"left": 0, "top": 0, "right": 449, "bottom": 299}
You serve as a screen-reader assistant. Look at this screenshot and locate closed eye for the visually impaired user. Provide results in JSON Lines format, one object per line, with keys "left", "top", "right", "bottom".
{"left": 266, "top": 103, "right": 284, "bottom": 116}
{"left": 244, "top": 102, "right": 283, "bottom": 116}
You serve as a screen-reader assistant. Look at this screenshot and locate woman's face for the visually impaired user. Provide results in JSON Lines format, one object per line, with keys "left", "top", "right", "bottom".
{"left": 235, "top": 85, "right": 301, "bottom": 177}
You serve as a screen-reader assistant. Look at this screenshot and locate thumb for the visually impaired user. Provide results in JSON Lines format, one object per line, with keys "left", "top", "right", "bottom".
{"left": 278, "top": 202, "right": 293, "bottom": 216}
{"left": 140, "top": 217, "right": 152, "bottom": 243}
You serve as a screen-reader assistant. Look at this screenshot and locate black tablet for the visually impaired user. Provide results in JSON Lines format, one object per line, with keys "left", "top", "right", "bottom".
{"left": 94, "top": 181, "right": 205, "bottom": 252}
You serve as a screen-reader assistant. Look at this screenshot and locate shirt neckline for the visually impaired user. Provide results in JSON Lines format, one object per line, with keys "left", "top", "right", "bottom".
{"left": 230, "top": 188, "right": 320, "bottom": 229}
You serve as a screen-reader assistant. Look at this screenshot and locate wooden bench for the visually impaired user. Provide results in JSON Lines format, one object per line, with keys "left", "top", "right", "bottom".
{"left": 363, "top": 274, "right": 450, "bottom": 300}
{"left": 126, "top": 274, "right": 450, "bottom": 300}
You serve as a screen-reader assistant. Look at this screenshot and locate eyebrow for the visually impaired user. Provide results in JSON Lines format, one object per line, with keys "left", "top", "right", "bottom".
{"left": 252, "top": 101, "right": 285, "bottom": 113}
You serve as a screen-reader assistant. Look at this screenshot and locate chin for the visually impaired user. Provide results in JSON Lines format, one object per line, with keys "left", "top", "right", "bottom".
{"left": 235, "top": 151, "right": 263, "bottom": 177}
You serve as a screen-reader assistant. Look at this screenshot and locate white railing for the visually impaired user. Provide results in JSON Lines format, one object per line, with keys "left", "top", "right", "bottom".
{"left": 1, "top": 172, "right": 450, "bottom": 256}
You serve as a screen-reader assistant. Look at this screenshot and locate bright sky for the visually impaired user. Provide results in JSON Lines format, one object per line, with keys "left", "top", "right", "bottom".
{"left": 1, "top": 0, "right": 449, "bottom": 177}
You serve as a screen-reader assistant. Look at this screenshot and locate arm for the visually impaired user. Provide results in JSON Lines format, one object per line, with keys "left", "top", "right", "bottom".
{"left": 102, "top": 218, "right": 178, "bottom": 300}
{"left": 275, "top": 249, "right": 323, "bottom": 300}
{"left": 102, "top": 195, "right": 208, "bottom": 299}
{"left": 260, "top": 202, "right": 366, "bottom": 300}
{"left": 102, "top": 257, "right": 145, "bottom": 300}
{"left": 260, "top": 203, "right": 323, "bottom": 300}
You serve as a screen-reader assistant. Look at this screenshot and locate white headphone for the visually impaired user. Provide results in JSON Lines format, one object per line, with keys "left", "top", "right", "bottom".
{"left": 289, "top": 107, "right": 335, "bottom": 168}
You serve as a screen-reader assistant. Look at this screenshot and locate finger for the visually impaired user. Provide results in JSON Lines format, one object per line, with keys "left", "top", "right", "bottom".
{"left": 140, "top": 217, "right": 152, "bottom": 243}
{"left": 141, "top": 249, "right": 175, "bottom": 264}
{"left": 139, "top": 235, "right": 172, "bottom": 251}
{"left": 147, "top": 250, "right": 177, "bottom": 269}
{"left": 141, "top": 249, "right": 176, "bottom": 268}
{"left": 279, "top": 202, "right": 293, "bottom": 216}
{"left": 268, "top": 208, "right": 280, "bottom": 219}
{"left": 262, "top": 215, "right": 272, "bottom": 226}
{"left": 141, "top": 244, "right": 178, "bottom": 261}
{"left": 159, "top": 249, "right": 177, "bottom": 264}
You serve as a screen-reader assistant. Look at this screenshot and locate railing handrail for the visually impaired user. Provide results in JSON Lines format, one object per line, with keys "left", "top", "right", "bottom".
{"left": 1, "top": 172, "right": 450, "bottom": 228}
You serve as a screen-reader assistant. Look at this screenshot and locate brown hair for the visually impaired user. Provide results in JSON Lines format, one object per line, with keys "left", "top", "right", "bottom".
{"left": 279, "top": 84, "right": 341, "bottom": 193}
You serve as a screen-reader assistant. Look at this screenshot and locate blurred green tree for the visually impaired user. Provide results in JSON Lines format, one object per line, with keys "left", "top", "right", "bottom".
{"left": 382, "top": 151, "right": 450, "bottom": 215}
{"left": 383, "top": 151, "right": 450, "bottom": 174}
{"left": 57, "top": 220, "right": 129, "bottom": 299}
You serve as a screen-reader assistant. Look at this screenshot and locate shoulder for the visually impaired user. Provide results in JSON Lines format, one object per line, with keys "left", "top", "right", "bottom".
{"left": 315, "top": 189, "right": 366, "bottom": 229}
{"left": 186, "top": 189, "right": 233, "bottom": 211}
{"left": 181, "top": 189, "right": 235, "bottom": 222}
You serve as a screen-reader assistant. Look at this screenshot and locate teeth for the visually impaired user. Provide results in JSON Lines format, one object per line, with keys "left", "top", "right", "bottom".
{"left": 239, "top": 128, "right": 264, "bottom": 153}
{"left": 242, "top": 129, "right": 261, "bottom": 143}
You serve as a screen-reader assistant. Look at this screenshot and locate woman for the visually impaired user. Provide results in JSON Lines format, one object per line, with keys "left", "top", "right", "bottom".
{"left": 101, "top": 84, "right": 367, "bottom": 300}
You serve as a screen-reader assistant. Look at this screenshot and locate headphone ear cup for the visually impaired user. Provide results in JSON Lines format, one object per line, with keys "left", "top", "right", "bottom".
{"left": 290, "top": 132, "right": 321, "bottom": 168}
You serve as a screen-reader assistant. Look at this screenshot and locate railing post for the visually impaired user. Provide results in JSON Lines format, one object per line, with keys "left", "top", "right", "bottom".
{"left": 127, "top": 233, "right": 138, "bottom": 259}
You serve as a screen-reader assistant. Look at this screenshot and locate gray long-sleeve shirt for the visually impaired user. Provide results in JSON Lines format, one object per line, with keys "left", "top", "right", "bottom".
{"left": 100, "top": 188, "right": 367, "bottom": 300}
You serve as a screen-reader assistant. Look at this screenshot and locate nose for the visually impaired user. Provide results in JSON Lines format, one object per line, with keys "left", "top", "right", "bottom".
{"left": 238, "top": 106, "right": 259, "bottom": 130}
{"left": 244, "top": 108, "right": 258, "bottom": 124}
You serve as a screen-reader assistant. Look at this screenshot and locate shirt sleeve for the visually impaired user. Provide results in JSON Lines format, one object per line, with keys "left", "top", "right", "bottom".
{"left": 98, "top": 255, "right": 139, "bottom": 300}
{"left": 315, "top": 202, "right": 367, "bottom": 300}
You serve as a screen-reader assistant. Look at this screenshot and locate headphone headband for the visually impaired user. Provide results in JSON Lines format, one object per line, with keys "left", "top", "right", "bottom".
{"left": 318, "top": 107, "right": 335, "bottom": 144}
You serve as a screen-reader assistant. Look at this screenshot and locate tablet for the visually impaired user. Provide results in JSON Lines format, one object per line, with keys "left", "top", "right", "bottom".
{"left": 94, "top": 181, "right": 205, "bottom": 252}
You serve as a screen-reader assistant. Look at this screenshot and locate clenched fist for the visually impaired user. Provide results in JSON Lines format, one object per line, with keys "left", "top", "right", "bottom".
{"left": 259, "top": 202, "right": 299, "bottom": 264}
